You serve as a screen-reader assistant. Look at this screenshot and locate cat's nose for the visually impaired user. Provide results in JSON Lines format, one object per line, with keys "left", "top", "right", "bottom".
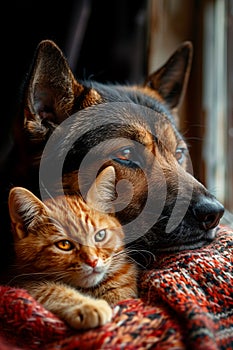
{"left": 86, "top": 258, "right": 98, "bottom": 268}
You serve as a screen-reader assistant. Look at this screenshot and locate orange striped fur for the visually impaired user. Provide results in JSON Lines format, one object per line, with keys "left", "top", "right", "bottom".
{"left": 8, "top": 166, "right": 138, "bottom": 330}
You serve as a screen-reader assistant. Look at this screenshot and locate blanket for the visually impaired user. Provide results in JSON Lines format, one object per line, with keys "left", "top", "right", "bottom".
{"left": 0, "top": 225, "right": 232, "bottom": 350}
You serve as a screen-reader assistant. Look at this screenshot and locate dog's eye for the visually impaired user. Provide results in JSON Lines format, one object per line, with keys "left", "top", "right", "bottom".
{"left": 175, "top": 148, "right": 186, "bottom": 165}
{"left": 111, "top": 147, "right": 143, "bottom": 168}
{"left": 115, "top": 148, "right": 131, "bottom": 161}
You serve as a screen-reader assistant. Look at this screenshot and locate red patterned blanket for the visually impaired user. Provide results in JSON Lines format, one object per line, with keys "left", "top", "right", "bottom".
{"left": 0, "top": 226, "right": 232, "bottom": 350}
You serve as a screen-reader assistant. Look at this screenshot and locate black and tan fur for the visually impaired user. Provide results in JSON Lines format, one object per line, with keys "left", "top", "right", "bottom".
{"left": 0, "top": 40, "right": 224, "bottom": 272}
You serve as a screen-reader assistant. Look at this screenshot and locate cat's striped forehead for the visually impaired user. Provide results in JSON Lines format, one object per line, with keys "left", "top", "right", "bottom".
{"left": 44, "top": 194, "right": 121, "bottom": 243}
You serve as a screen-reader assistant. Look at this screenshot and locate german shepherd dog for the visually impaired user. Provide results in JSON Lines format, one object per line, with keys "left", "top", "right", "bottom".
{"left": 0, "top": 40, "right": 224, "bottom": 271}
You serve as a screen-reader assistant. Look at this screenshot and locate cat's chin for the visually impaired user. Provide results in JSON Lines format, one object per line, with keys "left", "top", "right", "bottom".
{"left": 76, "top": 271, "right": 105, "bottom": 289}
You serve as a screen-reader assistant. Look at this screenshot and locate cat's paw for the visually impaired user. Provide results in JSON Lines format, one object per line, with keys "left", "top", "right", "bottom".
{"left": 66, "top": 299, "right": 113, "bottom": 329}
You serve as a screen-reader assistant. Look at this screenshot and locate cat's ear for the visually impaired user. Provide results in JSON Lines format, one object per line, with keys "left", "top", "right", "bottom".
{"left": 144, "top": 41, "right": 193, "bottom": 112}
{"left": 8, "top": 187, "right": 48, "bottom": 239}
{"left": 86, "top": 166, "right": 116, "bottom": 213}
{"left": 21, "top": 40, "right": 101, "bottom": 133}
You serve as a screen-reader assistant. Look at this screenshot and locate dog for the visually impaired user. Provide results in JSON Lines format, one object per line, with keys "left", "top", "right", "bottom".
{"left": 0, "top": 40, "right": 224, "bottom": 271}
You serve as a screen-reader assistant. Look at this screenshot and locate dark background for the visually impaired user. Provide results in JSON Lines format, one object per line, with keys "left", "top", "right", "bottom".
{"left": 1, "top": 0, "right": 148, "bottom": 162}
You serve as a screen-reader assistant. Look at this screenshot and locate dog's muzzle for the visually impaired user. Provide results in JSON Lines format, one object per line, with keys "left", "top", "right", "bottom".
{"left": 192, "top": 196, "right": 224, "bottom": 232}
{"left": 143, "top": 193, "right": 225, "bottom": 253}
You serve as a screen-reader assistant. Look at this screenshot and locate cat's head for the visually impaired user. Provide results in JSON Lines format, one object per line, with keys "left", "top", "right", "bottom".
{"left": 8, "top": 166, "right": 125, "bottom": 288}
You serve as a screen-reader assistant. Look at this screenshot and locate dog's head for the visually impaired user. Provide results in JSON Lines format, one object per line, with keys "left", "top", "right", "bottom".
{"left": 13, "top": 40, "right": 224, "bottom": 257}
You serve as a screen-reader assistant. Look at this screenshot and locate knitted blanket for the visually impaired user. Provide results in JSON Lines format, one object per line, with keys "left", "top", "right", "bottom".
{"left": 0, "top": 225, "right": 232, "bottom": 350}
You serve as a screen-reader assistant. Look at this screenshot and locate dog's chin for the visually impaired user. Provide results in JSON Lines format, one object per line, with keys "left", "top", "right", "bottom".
{"left": 127, "top": 225, "right": 220, "bottom": 267}
{"left": 156, "top": 226, "right": 219, "bottom": 253}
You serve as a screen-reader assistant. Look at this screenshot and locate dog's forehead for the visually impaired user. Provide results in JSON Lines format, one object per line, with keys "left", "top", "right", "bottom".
{"left": 86, "top": 81, "right": 173, "bottom": 121}
{"left": 51, "top": 102, "right": 182, "bottom": 170}
{"left": 153, "top": 115, "right": 181, "bottom": 146}
{"left": 71, "top": 101, "right": 179, "bottom": 142}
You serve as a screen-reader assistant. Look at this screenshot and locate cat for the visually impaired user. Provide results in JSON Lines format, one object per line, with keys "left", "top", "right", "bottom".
{"left": 0, "top": 40, "right": 224, "bottom": 275}
{"left": 8, "top": 166, "right": 138, "bottom": 330}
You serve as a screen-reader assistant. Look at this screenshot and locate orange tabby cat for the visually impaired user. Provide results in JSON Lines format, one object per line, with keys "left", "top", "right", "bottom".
{"left": 8, "top": 166, "right": 138, "bottom": 330}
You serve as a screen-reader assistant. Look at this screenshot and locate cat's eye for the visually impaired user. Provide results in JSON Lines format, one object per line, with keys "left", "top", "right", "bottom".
{"left": 55, "top": 240, "right": 74, "bottom": 251}
{"left": 95, "top": 229, "right": 106, "bottom": 242}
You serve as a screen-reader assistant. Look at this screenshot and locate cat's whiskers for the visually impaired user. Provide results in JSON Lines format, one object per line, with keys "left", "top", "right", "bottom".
{"left": 125, "top": 245, "right": 156, "bottom": 259}
{"left": 104, "top": 252, "right": 127, "bottom": 274}
{"left": 8, "top": 168, "right": 138, "bottom": 320}
{"left": 15, "top": 269, "right": 83, "bottom": 287}
{"left": 8, "top": 271, "right": 55, "bottom": 285}
{"left": 112, "top": 251, "right": 124, "bottom": 258}
{"left": 124, "top": 246, "right": 156, "bottom": 269}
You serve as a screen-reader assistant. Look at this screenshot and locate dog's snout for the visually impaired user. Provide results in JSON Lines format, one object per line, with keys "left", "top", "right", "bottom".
{"left": 192, "top": 197, "right": 224, "bottom": 230}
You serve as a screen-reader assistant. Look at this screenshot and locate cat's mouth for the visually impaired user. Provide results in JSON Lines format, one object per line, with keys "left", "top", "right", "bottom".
{"left": 77, "top": 269, "right": 106, "bottom": 289}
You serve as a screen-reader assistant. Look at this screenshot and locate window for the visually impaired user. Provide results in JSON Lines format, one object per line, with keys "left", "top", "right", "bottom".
{"left": 147, "top": 0, "right": 233, "bottom": 216}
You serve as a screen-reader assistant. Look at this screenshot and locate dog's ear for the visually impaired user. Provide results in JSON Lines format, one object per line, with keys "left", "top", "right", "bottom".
{"left": 22, "top": 40, "right": 101, "bottom": 127}
{"left": 23, "top": 40, "right": 79, "bottom": 125}
{"left": 144, "top": 41, "right": 193, "bottom": 111}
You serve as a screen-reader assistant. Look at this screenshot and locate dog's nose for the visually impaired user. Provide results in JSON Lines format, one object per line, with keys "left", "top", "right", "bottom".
{"left": 192, "top": 197, "right": 224, "bottom": 230}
